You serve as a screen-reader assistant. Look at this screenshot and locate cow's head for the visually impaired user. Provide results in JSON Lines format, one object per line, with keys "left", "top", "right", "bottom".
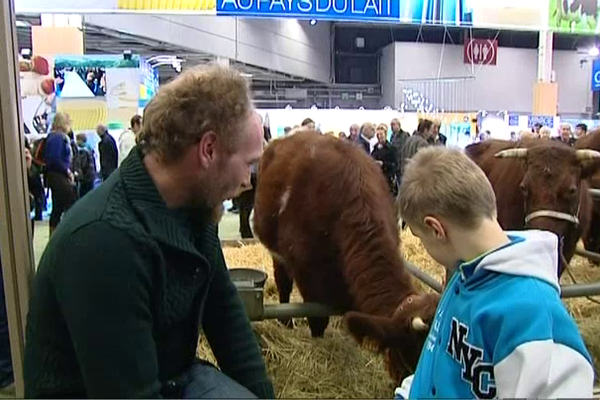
{"left": 495, "top": 144, "right": 600, "bottom": 255}
{"left": 345, "top": 292, "right": 440, "bottom": 384}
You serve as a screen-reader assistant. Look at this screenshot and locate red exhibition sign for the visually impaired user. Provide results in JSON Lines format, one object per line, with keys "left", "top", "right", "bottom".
{"left": 464, "top": 39, "right": 498, "bottom": 66}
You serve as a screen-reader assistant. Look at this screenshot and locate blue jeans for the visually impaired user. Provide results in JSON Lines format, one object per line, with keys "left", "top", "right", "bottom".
{"left": 180, "top": 362, "right": 257, "bottom": 399}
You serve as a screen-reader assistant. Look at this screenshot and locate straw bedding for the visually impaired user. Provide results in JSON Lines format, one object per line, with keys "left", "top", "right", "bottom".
{"left": 195, "top": 232, "right": 600, "bottom": 398}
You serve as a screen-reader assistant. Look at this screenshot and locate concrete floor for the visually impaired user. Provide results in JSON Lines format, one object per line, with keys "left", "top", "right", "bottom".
{"left": 32, "top": 210, "right": 245, "bottom": 267}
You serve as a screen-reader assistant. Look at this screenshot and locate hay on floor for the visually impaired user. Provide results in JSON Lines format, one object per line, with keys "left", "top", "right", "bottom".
{"left": 212, "top": 232, "right": 600, "bottom": 398}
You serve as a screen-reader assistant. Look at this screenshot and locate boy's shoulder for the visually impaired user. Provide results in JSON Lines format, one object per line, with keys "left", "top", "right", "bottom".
{"left": 466, "top": 273, "right": 589, "bottom": 364}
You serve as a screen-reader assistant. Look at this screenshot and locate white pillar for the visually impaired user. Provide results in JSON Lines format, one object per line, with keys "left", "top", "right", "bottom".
{"left": 537, "top": 30, "right": 554, "bottom": 82}
{"left": 0, "top": 0, "right": 35, "bottom": 397}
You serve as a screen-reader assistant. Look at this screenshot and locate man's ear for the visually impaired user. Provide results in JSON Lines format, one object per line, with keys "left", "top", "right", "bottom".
{"left": 198, "top": 132, "right": 218, "bottom": 168}
{"left": 423, "top": 216, "right": 446, "bottom": 240}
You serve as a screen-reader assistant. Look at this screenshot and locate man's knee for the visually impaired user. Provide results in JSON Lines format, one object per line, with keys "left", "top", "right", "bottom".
{"left": 181, "top": 363, "right": 257, "bottom": 399}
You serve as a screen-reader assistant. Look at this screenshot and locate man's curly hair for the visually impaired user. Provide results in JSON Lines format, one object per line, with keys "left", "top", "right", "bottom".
{"left": 138, "top": 63, "right": 252, "bottom": 162}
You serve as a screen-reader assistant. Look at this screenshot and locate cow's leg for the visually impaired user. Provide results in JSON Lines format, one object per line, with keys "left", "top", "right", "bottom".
{"left": 273, "top": 259, "right": 294, "bottom": 328}
{"left": 307, "top": 316, "right": 330, "bottom": 338}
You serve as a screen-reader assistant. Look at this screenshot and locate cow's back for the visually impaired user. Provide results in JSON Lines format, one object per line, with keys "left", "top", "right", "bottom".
{"left": 253, "top": 132, "right": 403, "bottom": 312}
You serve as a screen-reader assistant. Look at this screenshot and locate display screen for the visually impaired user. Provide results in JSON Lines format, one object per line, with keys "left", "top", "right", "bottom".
{"left": 54, "top": 66, "right": 106, "bottom": 97}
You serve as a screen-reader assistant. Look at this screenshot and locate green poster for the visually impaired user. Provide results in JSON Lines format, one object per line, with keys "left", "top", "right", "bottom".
{"left": 548, "top": 0, "right": 600, "bottom": 34}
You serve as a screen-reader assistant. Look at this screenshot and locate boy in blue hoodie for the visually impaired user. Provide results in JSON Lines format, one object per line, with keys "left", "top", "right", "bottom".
{"left": 395, "top": 146, "right": 594, "bottom": 399}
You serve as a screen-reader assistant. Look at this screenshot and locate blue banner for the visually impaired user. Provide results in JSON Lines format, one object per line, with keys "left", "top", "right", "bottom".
{"left": 527, "top": 115, "right": 554, "bottom": 129}
{"left": 592, "top": 59, "right": 600, "bottom": 92}
{"left": 217, "top": 0, "right": 400, "bottom": 21}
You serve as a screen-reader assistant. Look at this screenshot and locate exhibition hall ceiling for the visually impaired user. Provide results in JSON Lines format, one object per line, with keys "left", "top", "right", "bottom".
{"left": 14, "top": 0, "right": 600, "bottom": 35}
{"left": 15, "top": 14, "right": 310, "bottom": 84}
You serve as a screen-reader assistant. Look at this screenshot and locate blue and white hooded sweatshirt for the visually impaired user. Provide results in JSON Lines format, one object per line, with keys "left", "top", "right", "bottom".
{"left": 395, "top": 230, "right": 594, "bottom": 399}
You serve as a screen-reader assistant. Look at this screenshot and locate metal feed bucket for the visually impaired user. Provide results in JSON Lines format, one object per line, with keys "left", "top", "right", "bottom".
{"left": 230, "top": 268, "right": 267, "bottom": 320}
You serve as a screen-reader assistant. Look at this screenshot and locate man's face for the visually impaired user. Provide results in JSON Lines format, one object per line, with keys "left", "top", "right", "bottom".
{"left": 133, "top": 122, "right": 142, "bottom": 135}
{"left": 575, "top": 127, "right": 586, "bottom": 138}
{"left": 432, "top": 124, "right": 440, "bottom": 137}
{"left": 201, "top": 112, "right": 263, "bottom": 210}
{"left": 561, "top": 126, "right": 572, "bottom": 141}
{"left": 364, "top": 126, "right": 375, "bottom": 139}
{"left": 350, "top": 125, "right": 358, "bottom": 137}
{"left": 390, "top": 121, "right": 400, "bottom": 134}
{"left": 96, "top": 126, "right": 104, "bottom": 137}
{"left": 305, "top": 122, "right": 316, "bottom": 130}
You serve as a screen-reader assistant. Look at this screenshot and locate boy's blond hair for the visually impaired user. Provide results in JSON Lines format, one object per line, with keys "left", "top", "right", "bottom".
{"left": 398, "top": 147, "right": 497, "bottom": 229}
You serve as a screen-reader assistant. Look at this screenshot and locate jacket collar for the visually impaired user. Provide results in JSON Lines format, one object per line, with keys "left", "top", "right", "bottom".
{"left": 118, "top": 147, "right": 217, "bottom": 258}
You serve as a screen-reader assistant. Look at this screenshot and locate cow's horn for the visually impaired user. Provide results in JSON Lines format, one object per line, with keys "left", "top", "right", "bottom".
{"left": 494, "top": 148, "right": 528, "bottom": 159}
{"left": 411, "top": 317, "right": 429, "bottom": 331}
{"left": 575, "top": 149, "right": 600, "bottom": 161}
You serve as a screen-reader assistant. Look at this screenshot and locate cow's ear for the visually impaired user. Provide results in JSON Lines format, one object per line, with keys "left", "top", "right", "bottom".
{"left": 581, "top": 159, "right": 600, "bottom": 180}
{"left": 345, "top": 311, "right": 400, "bottom": 349}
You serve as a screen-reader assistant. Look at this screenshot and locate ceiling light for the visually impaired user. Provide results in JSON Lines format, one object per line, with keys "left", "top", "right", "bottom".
{"left": 309, "top": 19, "right": 317, "bottom": 26}
{"left": 589, "top": 47, "right": 599, "bottom": 57}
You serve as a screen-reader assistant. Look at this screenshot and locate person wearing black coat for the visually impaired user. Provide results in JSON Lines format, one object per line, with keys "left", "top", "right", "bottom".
{"left": 357, "top": 122, "right": 375, "bottom": 154}
{"left": 97, "top": 124, "right": 118, "bottom": 181}
{"left": 371, "top": 124, "right": 398, "bottom": 196}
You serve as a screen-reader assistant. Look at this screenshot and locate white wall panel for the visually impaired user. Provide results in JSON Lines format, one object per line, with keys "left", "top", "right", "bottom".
{"left": 382, "top": 41, "right": 592, "bottom": 114}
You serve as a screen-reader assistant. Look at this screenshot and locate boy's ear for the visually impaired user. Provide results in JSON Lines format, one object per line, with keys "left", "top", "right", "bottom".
{"left": 423, "top": 216, "right": 446, "bottom": 239}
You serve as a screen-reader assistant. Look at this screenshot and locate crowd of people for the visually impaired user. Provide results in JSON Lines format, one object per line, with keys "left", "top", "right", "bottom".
{"left": 284, "top": 117, "right": 447, "bottom": 197}
{"left": 25, "top": 113, "right": 143, "bottom": 237}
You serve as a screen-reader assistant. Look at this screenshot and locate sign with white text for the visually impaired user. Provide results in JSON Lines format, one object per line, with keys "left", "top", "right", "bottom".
{"left": 592, "top": 59, "right": 600, "bottom": 92}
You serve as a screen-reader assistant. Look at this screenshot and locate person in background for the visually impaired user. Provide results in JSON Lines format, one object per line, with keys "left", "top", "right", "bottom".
{"left": 301, "top": 118, "right": 315, "bottom": 130}
{"left": 390, "top": 118, "right": 409, "bottom": 185}
{"left": 357, "top": 122, "right": 375, "bottom": 154}
{"left": 533, "top": 122, "right": 543, "bottom": 136}
{"left": 238, "top": 161, "right": 258, "bottom": 239}
{"left": 539, "top": 126, "right": 552, "bottom": 139}
{"left": 284, "top": 126, "right": 292, "bottom": 136}
{"left": 520, "top": 129, "right": 535, "bottom": 140}
{"left": 118, "top": 115, "right": 142, "bottom": 166}
{"left": 72, "top": 133, "right": 97, "bottom": 199}
{"left": 43, "top": 112, "right": 75, "bottom": 237}
{"left": 371, "top": 123, "right": 398, "bottom": 196}
{"left": 510, "top": 131, "right": 517, "bottom": 141}
{"left": 400, "top": 119, "right": 432, "bottom": 181}
{"left": 24, "top": 140, "right": 43, "bottom": 233}
{"left": 429, "top": 120, "right": 447, "bottom": 146}
{"left": 557, "top": 123, "right": 576, "bottom": 146}
{"left": 394, "top": 147, "right": 593, "bottom": 399}
{"left": 24, "top": 65, "right": 275, "bottom": 399}
{"left": 348, "top": 124, "right": 360, "bottom": 141}
{"left": 97, "top": 124, "right": 118, "bottom": 181}
{"left": 575, "top": 123, "right": 588, "bottom": 140}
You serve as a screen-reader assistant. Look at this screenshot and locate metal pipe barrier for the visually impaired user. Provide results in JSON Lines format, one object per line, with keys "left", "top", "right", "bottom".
{"left": 263, "top": 303, "right": 341, "bottom": 319}
{"left": 404, "top": 261, "right": 443, "bottom": 293}
{"left": 561, "top": 283, "right": 600, "bottom": 299}
{"left": 575, "top": 248, "right": 600, "bottom": 263}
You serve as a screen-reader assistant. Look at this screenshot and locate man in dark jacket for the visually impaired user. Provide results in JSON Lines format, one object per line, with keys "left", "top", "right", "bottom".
{"left": 97, "top": 124, "right": 118, "bottom": 181}
{"left": 401, "top": 119, "right": 433, "bottom": 179}
{"left": 357, "top": 122, "right": 375, "bottom": 154}
{"left": 390, "top": 118, "right": 409, "bottom": 185}
{"left": 73, "top": 133, "right": 97, "bottom": 198}
{"left": 24, "top": 65, "right": 275, "bottom": 399}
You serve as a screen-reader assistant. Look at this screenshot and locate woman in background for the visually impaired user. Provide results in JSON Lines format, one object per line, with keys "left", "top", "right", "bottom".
{"left": 371, "top": 123, "right": 398, "bottom": 196}
{"left": 43, "top": 112, "right": 75, "bottom": 237}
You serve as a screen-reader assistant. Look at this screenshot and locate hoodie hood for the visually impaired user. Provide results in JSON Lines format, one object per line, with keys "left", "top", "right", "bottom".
{"left": 462, "top": 230, "right": 560, "bottom": 293}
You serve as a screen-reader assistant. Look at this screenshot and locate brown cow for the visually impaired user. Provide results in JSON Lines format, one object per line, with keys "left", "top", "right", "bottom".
{"left": 253, "top": 130, "right": 439, "bottom": 383}
{"left": 575, "top": 129, "right": 600, "bottom": 260}
{"left": 465, "top": 139, "right": 600, "bottom": 276}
